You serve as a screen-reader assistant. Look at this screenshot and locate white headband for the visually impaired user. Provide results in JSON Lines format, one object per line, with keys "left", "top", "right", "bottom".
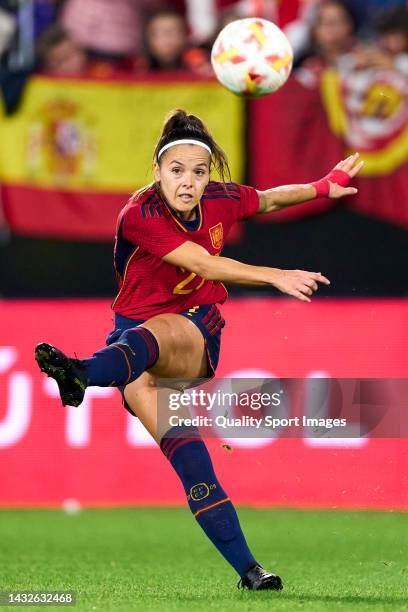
{"left": 157, "top": 139, "right": 212, "bottom": 160}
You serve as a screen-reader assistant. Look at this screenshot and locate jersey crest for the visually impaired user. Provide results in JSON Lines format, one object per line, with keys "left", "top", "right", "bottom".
{"left": 209, "top": 222, "right": 224, "bottom": 249}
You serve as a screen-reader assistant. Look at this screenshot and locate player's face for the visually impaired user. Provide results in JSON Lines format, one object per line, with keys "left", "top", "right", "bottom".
{"left": 154, "top": 144, "right": 210, "bottom": 219}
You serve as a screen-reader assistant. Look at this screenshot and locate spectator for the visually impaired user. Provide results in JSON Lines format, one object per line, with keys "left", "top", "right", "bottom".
{"left": 36, "top": 25, "right": 87, "bottom": 75}
{"left": 343, "top": 5, "right": 408, "bottom": 74}
{"left": 295, "top": 0, "right": 357, "bottom": 72}
{"left": 36, "top": 25, "right": 132, "bottom": 77}
{"left": 136, "top": 8, "right": 211, "bottom": 76}
{"left": 61, "top": 0, "right": 164, "bottom": 60}
{"left": 376, "top": 5, "right": 408, "bottom": 56}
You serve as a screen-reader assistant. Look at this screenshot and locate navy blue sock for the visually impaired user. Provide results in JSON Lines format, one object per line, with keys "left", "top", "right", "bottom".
{"left": 82, "top": 327, "right": 159, "bottom": 387}
{"left": 160, "top": 425, "right": 257, "bottom": 577}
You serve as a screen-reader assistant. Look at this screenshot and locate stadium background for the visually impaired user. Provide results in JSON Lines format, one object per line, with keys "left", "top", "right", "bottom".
{"left": 0, "top": 0, "right": 407, "bottom": 511}
{"left": 0, "top": 0, "right": 407, "bottom": 572}
{"left": 1, "top": 3, "right": 408, "bottom": 609}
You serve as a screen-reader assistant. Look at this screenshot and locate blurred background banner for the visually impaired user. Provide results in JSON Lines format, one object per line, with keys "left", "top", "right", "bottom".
{"left": 249, "top": 70, "right": 408, "bottom": 226}
{"left": 1, "top": 297, "right": 407, "bottom": 508}
{"left": 2, "top": 71, "right": 407, "bottom": 238}
{"left": 248, "top": 76, "right": 342, "bottom": 221}
{"left": 0, "top": 75, "right": 244, "bottom": 240}
{"left": 321, "top": 67, "right": 408, "bottom": 227}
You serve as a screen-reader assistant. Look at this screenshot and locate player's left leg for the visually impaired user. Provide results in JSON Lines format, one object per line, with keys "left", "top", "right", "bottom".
{"left": 124, "top": 372, "right": 283, "bottom": 591}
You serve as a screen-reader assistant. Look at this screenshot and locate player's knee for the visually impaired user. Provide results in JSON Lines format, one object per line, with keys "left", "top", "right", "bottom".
{"left": 138, "top": 322, "right": 171, "bottom": 362}
{"left": 112, "top": 327, "right": 159, "bottom": 383}
{"left": 117, "top": 327, "right": 140, "bottom": 346}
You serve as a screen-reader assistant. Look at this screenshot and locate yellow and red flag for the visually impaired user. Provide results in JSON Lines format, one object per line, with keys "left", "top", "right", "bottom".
{"left": 321, "top": 67, "right": 408, "bottom": 226}
{"left": 0, "top": 75, "right": 244, "bottom": 240}
{"left": 249, "top": 68, "right": 408, "bottom": 227}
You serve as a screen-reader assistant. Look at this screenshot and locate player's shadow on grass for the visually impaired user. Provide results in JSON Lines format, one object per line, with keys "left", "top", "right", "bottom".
{"left": 282, "top": 593, "right": 408, "bottom": 606}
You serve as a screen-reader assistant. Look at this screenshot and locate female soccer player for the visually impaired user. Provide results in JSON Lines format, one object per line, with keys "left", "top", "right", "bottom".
{"left": 35, "top": 109, "right": 363, "bottom": 591}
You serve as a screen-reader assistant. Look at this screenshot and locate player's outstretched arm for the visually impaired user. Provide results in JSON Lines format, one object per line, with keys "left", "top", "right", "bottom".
{"left": 256, "top": 153, "right": 365, "bottom": 214}
{"left": 164, "top": 243, "right": 329, "bottom": 302}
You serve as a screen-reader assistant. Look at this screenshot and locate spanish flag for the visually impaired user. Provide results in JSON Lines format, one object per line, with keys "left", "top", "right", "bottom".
{"left": 0, "top": 75, "right": 244, "bottom": 240}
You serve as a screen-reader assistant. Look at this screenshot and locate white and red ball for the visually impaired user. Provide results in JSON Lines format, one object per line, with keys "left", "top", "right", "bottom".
{"left": 211, "top": 18, "right": 293, "bottom": 98}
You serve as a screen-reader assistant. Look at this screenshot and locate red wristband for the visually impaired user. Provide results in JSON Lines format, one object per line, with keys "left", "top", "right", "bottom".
{"left": 311, "top": 169, "right": 350, "bottom": 198}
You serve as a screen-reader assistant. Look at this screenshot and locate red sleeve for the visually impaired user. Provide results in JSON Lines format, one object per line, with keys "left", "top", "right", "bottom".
{"left": 122, "top": 204, "right": 187, "bottom": 258}
{"left": 236, "top": 184, "right": 260, "bottom": 220}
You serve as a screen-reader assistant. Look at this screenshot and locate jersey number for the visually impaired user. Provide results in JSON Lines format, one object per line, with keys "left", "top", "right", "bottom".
{"left": 173, "top": 270, "right": 205, "bottom": 295}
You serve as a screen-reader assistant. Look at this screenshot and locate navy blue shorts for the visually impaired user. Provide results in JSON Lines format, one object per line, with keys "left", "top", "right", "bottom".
{"left": 105, "top": 304, "right": 225, "bottom": 416}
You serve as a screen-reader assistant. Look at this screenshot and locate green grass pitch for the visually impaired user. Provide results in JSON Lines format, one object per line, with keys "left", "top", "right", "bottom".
{"left": 1, "top": 508, "right": 407, "bottom": 611}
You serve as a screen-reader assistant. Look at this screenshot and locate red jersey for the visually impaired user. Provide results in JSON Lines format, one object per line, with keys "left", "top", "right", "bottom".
{"left": 112, "top": 181, "right": 259, "bottom": 319}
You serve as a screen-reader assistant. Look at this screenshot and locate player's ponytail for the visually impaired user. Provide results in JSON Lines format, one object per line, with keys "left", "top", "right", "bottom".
{"left": 154, "top": 109, "right": 231, "bottom": 183}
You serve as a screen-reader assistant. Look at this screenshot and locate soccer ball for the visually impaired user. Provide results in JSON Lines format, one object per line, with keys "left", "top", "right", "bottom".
{"left": 211, "top": 18, "right": 293, "bottom": 98}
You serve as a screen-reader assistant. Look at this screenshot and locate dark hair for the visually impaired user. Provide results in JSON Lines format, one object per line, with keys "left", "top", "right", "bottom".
{"left": 154, "top": 109, "right": 231, "bottom": 182}
{"left": 145, "top": 6, "right": 186, "bottom": 27}
{"left": 376, "top": 5, "right": 408, "bottom": 36}
{"left": 36, "top": 25, "right": 70, "bottom": 67}
{"left": 143, "top": 8, "right": 187, "bottom": 71}
{"left": 317, "top": 0, "right": 357, "bottom": 32}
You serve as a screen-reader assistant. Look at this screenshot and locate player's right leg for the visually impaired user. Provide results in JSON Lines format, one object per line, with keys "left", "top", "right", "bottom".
{"left": 34, "top": 312, "right": 206, "bottom": 407}
{"left": 124, "top": 371, "right": 283, "bottom": 591}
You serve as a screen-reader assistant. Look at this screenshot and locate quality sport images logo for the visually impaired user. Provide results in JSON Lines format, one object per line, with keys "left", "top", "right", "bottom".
{"left": 0, "top": 344, "right": 378, "bottom": 450}
{"left": 159, "top": 377, "right": 407, "bottom": 440}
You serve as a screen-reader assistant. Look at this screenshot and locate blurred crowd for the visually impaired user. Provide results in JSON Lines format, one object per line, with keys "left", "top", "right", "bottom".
{"left": 0, "top": 0, "right": 407, "bottom": 113}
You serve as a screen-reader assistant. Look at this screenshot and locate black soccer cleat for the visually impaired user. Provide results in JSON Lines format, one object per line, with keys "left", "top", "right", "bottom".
{"left": 35, "top": 342, "right": 88, "bottom": 407}
{"left": 238, "top": 564, "right": 283, "bottom": 591}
